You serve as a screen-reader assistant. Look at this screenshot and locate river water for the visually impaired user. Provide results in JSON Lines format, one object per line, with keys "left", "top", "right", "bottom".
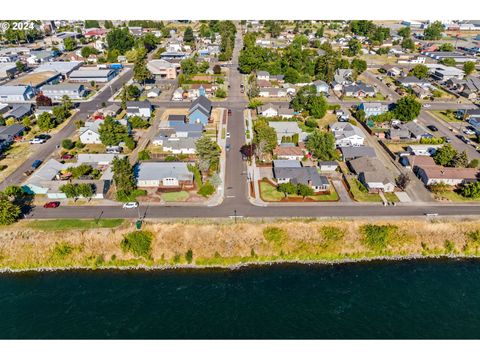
{"left": 1, "top": 259, "right": 480, "bottom": 339}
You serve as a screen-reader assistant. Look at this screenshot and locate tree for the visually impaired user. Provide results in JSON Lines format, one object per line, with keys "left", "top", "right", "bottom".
{"left": 468, "top": 159, "right": 479, "bottom": 168}
{"left": 62, "top": 139, "right": 74, "bottom": 150}
{"left": 460, "top": 181, "right": 480, "bottom": 199}
{"left": 439, "top": 43, "right": 454, "bottom": 52}
{"left": 452, "top": 150, "right": 469, "bottom": 168}
{"left": 253, "top": 120, "right": 277, "bottom": 159}
{"left": 106, "top": 27, "right": 135, "bottom": 54}
{"left": 183, "top": 26, "right": 194, "bottom": 44}
{"left": 59, "top": 183, "right": 78, "bottom": 198}
{"left": 112, "top": 156, "right": 136, "bottom": 201}
{"left": 440, "top": 58, "right": 456, "bottom": 67}
{"left": 297, "top": 183, "right": 314, "bottom": 199}
{"left": 213, "top": 64, "right": 222, "bottom": 74}
{"left": 398, "top": 27, "right": 411, "bottom": 39}
{"left": 277, "top": 182, "right": 297, "bottom": 197}
{"left": 36, "top": 93, "right": 52, "bottom": 107}
{"left": 81, "top": 46, "right": 99, "bottom": 59}
{"left": 306, "top": 130, "right": 337, "bottom": 161}
{"left": 401, "top": 38, "right": 415, "bottom": 51}
{"left": 433, "top": 144, "right": 458, "bottom": 166}
{"left": 315, "top": 26, "right": 324, "bottom": 38}
{"left": 52, "top": 105, "right": 69, "bottom": 123}
{"left": 77, "top": 183, "right": 94, "bottom": 198}
{"left": 195, "top": 136, "right": 222, "bottom": 172}
{"left": 0, "top": 193, "right": 21, "bottom": 225}
{"left": 138, "top": 149, "right": 151, "bottom": 161}
{"left": 240, "top": 143, "right": 256, "bottom": 159}
{"left": 393, "top": 95, "right": 421, "bottom": 121}
{"left": 350, "top": 58, "right": 367, "bottom": 75}
{"left": 409, "top": 64, "right": 429, "bottom": 79}
{"left": 180, "top": 58, "right": 198, "bottom": 75}
{"left": 396, "top": 173, "right": 411, "bottom": 191}
{"left": 215, "top": 87, "right": 227, "bottom": 98}
{"left": 63, "top": 37, "right": 77, "bottom": 51}
{"left": 98, "top": 116, "right": 128, "bottom": 146}
{"left": 424, "top": 21, "right": 444, "bottom": 41}
{"left": 129, "top": 115, "right": 150, "bottom": 129}
{"left": 15, "top": 60, "right": 26, "bottom": 73}
{"left": 347, "top": 38, "right": 362, "bottom": 56}
{"left": 85, "top": 20, "right": 100, "bottom": 28}
{"left": 464, "top": 61, "right": 476, "bottom": 76}
{"left": 133, "top": 58, "right": 153, "bottom": 84}
{"left": 37, "top": 112, "right": 56, "bottom": 131}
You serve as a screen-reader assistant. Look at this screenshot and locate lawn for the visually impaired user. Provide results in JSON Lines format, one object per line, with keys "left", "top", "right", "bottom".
{"left": 435, "top": 191, "right": 480, "bottom": 203}
{"left": 342, "top": 93, "right": 386, "bottom": 101}
{"left": 318, "top": 113, "right": 338, "bottom": 129}
{"left": 259, "top": 181, "right": 339, "bottom": 202}
{"left": 27, "top": 219, "right": 124, "bottom": 231}
{"left": 0, "top": 142, "right": 32, "bottom": 182}
{"left": 347, "top": 177, "right": 383, "bottom": 202}
{"left": 161, "top": 191, "right": 190, "bottom": 202}
{"left": 430, "top": 110, "right": 464, "bottom": 123}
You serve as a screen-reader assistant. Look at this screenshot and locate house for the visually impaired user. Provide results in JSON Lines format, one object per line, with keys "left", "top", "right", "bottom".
{"left": 343, "top": 83, "right": 376, "bottom": 98}
{"left": 34, "top": 61, "right": 83, "bottom": 77}
{"left": 258, "top": 103, "right": 294, "bottom": 118}
{"left": 427, "top": 64, "right": 465, "bottom": 81}
{"left": 0, "top": 63, "right": 18, "bottom": 80}
{"left": 332, "top": 69, "right": 353, "bottom": 91}
{"left": 273, "top": 161, "right": 329, "bottom": 191}
{"left": 416, "top": 164, "right": 479, "bottom": 186}
{"left": 189, "top": 84, "right": 215, "bottom": 98}
{"left": 348, "top": 157, "right": 395, "bottom": 193}
{"left": 162, "top": 137, "right": 197, "bottom": 154}
{"left": 126, "top": 101, "right": 152, "bottom": 118}
{"left": 79, "top": 119, "right": 128, "bottom": 144}
{"left": 147, "top": 59, "right": 180, "bottom": 80}
{"left": 358, "top": 102, "right": 388, "bottom": 118}
{"left": 136, "top": 162, "right": 194, "bottom": 188}
{"left": 9, "top": 70, "right": 61, "bottom": 90}
{"left": 167, "top": 114, "right": 187, "bottom": 127}
{"left": 0, "top": 124, "right": 26, "bottom": 144}
{"left": 77, "top": 153, "right": 125, "bottom": 166}
{"left": 400, "top": 155, "right": 436, "bottom": 169}
{"left": 273, "top": 144, "right": 305, "bottom": 161}
{"left": 4, "top": 104, "right": 32, "bottom": 120}
{"left": 397, "top": 76, "right": 431, "bottom": 88}
{"left": 257, "top": 71, "right": 270, "bottom": 81}
{"left": 456, "top": 109, "right": 480, "bottom": 121}
{"left": 41, "top": 84, "right": 86, "bottom": 100}
{"left": 318, "top": 161, "right": 339, "bottom": 172}
{"left": 188, "top": 95, "right": 212, "bottom": 125}
{"left": 423, "top": 51, "right": 477, "bottom": 64}
{"left": 340, "top": 146, "right": 376, "bottom": 161}
{"left": 258, "top": 87, "right": 288, "bottom": 98}
{"left": 269, "top": 121, "right": 305, "bottom": 144}
{"left": 313, "top": 80, "right": 329, "bottom": 95}
{"left": 172, "top": 88, "right": 184, "bottom": 101}
{"left": 329, "top": 122, "right": 365, "bottom": 147}
{"left": 69, "top": 68, "right": 116, "bottom": 83}
{"left": 406, "top": 144, "right": 443, "bottom": 156}
{"left": 448, "top": 76, "right": 480, "bottom": 100}
{"left": 170, "top": 123, "right": 204, "bottom": 138}
{"left": 27, "top": 50, "right": 56, "bottom": 64}
{"left": 403, "top": 121, "right": 432, "bottom": 140}
{"left": 147, "top": 88, "right": 161, "bottom": 98}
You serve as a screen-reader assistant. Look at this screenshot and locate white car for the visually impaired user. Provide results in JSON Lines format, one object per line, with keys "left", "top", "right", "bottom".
{"left": 123, "top": 202, "right": 139, "bottom": 209}
{"left": 29, "top": 138, "right": 45, "bottom": 144}
{"left": 422, "top": 104, "right": 431, "bottom": 108}
{"left": 463, "top": 128, "right": 475, "bottom": 135}
{"left": 226, "top": 132, "right": 231, "bottom": 138}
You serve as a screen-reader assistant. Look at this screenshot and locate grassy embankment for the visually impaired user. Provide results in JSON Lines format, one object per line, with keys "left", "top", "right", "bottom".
{"left": 0, "top": 218, "right": 479, "bottom": 270}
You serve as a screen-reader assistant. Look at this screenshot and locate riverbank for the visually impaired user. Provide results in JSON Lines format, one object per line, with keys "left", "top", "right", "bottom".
{"left": 0, "top": 218, "right": 479, "bottom": 272}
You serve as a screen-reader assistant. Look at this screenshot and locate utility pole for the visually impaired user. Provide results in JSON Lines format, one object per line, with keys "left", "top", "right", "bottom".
{"left": 234, "top": 209, "right": 237, "bottom": 224}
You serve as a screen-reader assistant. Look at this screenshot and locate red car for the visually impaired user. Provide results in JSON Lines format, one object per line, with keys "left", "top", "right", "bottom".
{"left": 61, "top": 154, "right": 74, "bottom": 160}
{"left": 43, "top": 201, "right": 60, "bottom": 208}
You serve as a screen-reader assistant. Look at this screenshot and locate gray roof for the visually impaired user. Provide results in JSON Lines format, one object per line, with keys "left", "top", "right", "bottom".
{"left": 70, "top": 69, "right": 115, "bottom": 78}
{"left": 340, "top": 146, "right": 376, "bottom": 160}
{"left": 163, "top": 137, "right": 197, "bottom": 150}
{"left": 273, "top": 160, "right": 302, "bottom": 168}
{"left": 189, "top": 95, "right": 212, "bottom": 115}
{"left": 126, "top": 100, "right": 151, "bottom": 109}
{"left": 0, "top": 124, "right": 25, "bottom": 137}
{"left": 26, "top": 159, "right": 67, "bottom": 186}
{"left": 41, "top": 83, "right": 84, "bottom": 92}
{"left": 0, "top": 85, "right": 32, "bottom": 96}
{"left": 136, "top": 162, "right": 193, "bottom": 182}
{"left": 348, "top": 157, "right": 394, "bottom": 185}
{"left": 168, "top": 114, "right": 186, "bottom": 122}
{"left": 6, "top": 104, "right": 31, "bottom": 119}
{"left": 273, "top": 166, "right": 329, "bottom": 187}
{"left": 77, "top": 153, "right": 125, "bottom": 164}
{"left": 35, "top": 61, "right": 83, "bottom": 75}
{"left": 344, "top": 83, "right": 375, "bottom": 94}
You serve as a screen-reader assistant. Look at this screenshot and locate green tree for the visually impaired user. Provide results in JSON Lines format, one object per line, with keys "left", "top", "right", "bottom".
{"left": 350, "top": 58, "right": 367, "bottom": 75}
{"left": 15, "top": 60, "right": 26, "bottom": 73}
{"left": 183, "top": 26, "right": 194, "bottom": 44}
{"left": 0, "top": 193, "right": 21, "bottom": 225}
{"left": 424, "top": 21, "right": 444, "bottom": 40}
{"left": 452, "top": 150, "right": 469, "bottom": 168}
{"left": 409, "top": 64, "right": 429, "bottom": 79}
{"left": 253, "top": 120, "right": 278, "bottom": 159}
{"left": 138, "top": 149, "right": 151, "bottom": 161}
{"left": 460, "top": 181, "right": 480, "bottom": 199}
{"left": 439, "top": 43, "right": 454, "bottom": 52}
{"left": 393, "top": 95, "right": 421, "bottom": 121}
{"left": 98, "top": 116, "right": 128, "bottom": 146}
{"left": 59, "top": 183, "right": 79, "bottom": 198}
{"left": 81, "top": 46, "right": 99, "bottom": 59}
{"left": 37, "top": 112, "right": 56, "bottom": 131}
{"left": 297, "top": 183, "right": 315, "bottom": 199}
{"left": 306, "top": 130, "right": 337, "bottom": 161}
{"left": 347, "top": 38, "right": 362, "bottom": 56}
{"left": 52, "top": 105, "right": 69, "bottom": 123}
{"left": 277, "top": 182, "right": 297, "bottom": 197}
{"left": 215, "top": 87, "right": 227, "bottom": 98}
{"left": 129, "top": 115, "right": 150, "bottom": 129}
{"left": 398, "top": 27, "right": 411, "bottom": 39}
{"left": 133, "top": 58, "right": 153, "bottom": 84}
{"left": 84, "top": 20, "right": 100, "bottom": 28}
{"left": 401, "top": 38, "right": 415, "bottom": 51}
{"left": 440, "top": 58, "right": 456, "bottom": 67}
{"left": 63, "top": 37, "right": 77, "bottom": 51}
{"left": 62, "top": 139, "right": 74, "bottom": 150}
{"left": 433, "top": 144, "right": 458, "bottom": 166}
{"left": 195, "top": 136, "right": 222, "bottom": 172}
{"left": 180, "top": 58, "right": 198, "bottom": 75}
{"left": 112, "top": 156, "right": 137, "bottom": 201}
{"left": 106, "top": 27, "right": 135, "bottom": 54}
{"left": 464, "top": 61, "right": 476, "bottom": 76}
{"left": 77, "top": 183, "right": 94, "bottom": 198}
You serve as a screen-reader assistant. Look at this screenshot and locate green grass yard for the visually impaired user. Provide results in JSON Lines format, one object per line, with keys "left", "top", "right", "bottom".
{"left": 259, "top": 181, "right": 339, "bottom": 202}
{"left": 161, "top": 191, "right": 190, "bottom": 202}
{"left": 26, "top": 219, "right": 124, "bottom": 231}
{"left": 430, "top": 110, "right": 464, "bottom": 123}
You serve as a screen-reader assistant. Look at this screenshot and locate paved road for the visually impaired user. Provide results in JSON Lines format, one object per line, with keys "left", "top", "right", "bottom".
{"left": 0, "top": 68, "right": 134, "bottom": 191}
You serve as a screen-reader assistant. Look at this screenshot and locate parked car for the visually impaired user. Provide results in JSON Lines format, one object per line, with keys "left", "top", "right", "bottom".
{"left": 228, "top": 109, "right": 232, "bottom": 115}
{"left": 106, "top": 146, "right": 123, "bottom": 154}
{"left": 29, "top": 138, "right": 45, "bottom": 144}
{"left": 463, "top": 128, "right": 475, "bottom": 135}
{"left": 123, "top": 202, "right": 138, "bottom": 209}
{"left": 226, "top": 132, "right": 231, "bottom": 138}
{"left": 36, "top": 134, "right": 51, "bottom": 140}
{"left": 422, "top": 104, "right": 431, "bottom": 108}
{"left": 61, "top": 154, "right": 74, "bottom": 160}
{"left": 43, "top": 201, "right": 60, "bottom": 208}
{"left": 457, "top": 135, "right": 469, "bottom": 144}
{"left": 31, "top": 160, "right": 42, "bottom": 169}
{"left": 226, "top": 144, "right": 231, "bottom": 151}
{"left": 427, "top": 125, "right": 438, "bottom": 132}
{"left": 444, "top": 137, "right": 452, "bottom": 143}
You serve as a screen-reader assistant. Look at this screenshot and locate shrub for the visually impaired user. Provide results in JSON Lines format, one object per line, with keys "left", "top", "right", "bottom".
{"left": 197, "top": 181, "right": 215, "bottom": 197}
{"left": 185, "top": 249, "right": 193, "bottom": 264}
{"left": 62, "top": 139, "right": 74, "bottom": 150}
{"left": 360, "top": 224, "right": 397, "bottom": 251}
{"left": 320, "top": 226, "right": 345, "bottom": 242}
{"left": 120, "top": 231, "right": 153, "bottom": 258}
{"left": 52, "top": 242, "right": 74, "bottom": 258}
{"left": 263, "top": 227, "right": 288, "bottom": 245}
{"left": 304, "top": 119, "right": 318, "bottom": 128}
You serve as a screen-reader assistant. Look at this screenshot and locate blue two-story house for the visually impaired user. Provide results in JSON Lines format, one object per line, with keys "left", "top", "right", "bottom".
{"left": 188, "top": 95, "right": 212, "bottom": 126}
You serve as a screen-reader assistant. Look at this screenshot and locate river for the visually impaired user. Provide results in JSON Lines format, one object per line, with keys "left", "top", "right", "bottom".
{"left": 1, "top": 259, "right": 480, "bottom": 339}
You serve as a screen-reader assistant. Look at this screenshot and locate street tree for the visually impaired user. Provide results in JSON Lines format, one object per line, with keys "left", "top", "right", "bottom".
{"left": 195, "top": 136, "right": 222, "bottom": 172}
{"left": 393, "top": 95, "right": 421, "bottom": 121}
{"left": 396, "top": 173, "right": 411, "bottom": 191}
{"left": 112, "top": 156, "right": 136, "bottom": 201}
{"left": 37, "top": 112, "right": 56, "bottom": 131}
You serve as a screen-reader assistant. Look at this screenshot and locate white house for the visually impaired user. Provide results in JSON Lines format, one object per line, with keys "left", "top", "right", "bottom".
{"left": 136, "top": 162, "right": 193, "bottom": 187}
{"left": 126, "top": 101, "right": 152, "bottom": 118}
{"left": 329, "top": 122, "right": 365, "bottom": 147}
